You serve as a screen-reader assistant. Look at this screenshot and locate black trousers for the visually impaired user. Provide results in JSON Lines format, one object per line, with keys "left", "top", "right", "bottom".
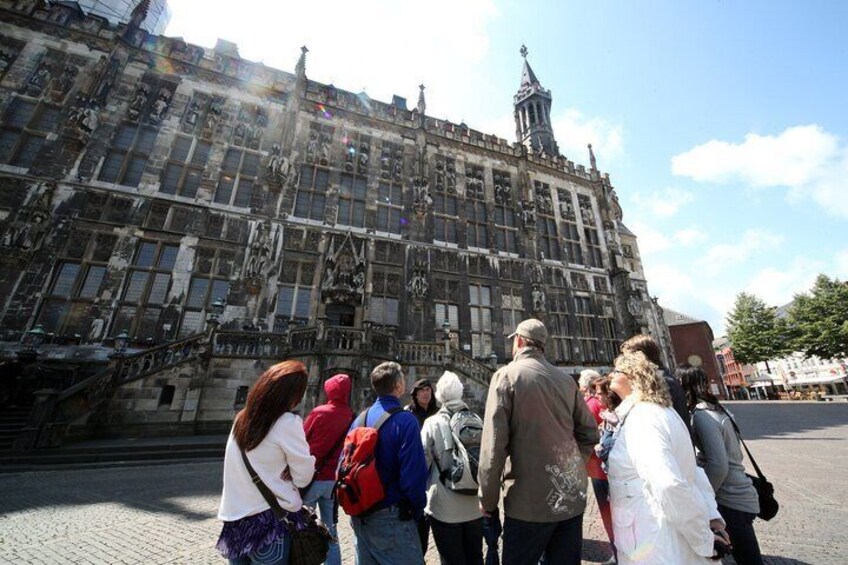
{"left": 429, "top": 516, "right": 484, "bottom": 565}
{"left": 418, "top": 515, "right": 431, "bottom": 555}
{"left": 718, "top": 503, "right": 764, "bottom": 565}
{"left": 502, "top": 513, "right": 583, "bottom": 565}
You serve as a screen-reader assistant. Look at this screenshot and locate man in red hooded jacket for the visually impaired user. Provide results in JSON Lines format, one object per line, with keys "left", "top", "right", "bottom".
{"left": 303, "top": 373, "right": 355, "bottom": 565}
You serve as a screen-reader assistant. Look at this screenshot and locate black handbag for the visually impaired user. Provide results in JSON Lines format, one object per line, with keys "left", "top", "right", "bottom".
{"left": 240, "top": 450, "right": 333, "bottom": 565}
{"left": 722, "top": 409, "right": 779, "bottom": 521}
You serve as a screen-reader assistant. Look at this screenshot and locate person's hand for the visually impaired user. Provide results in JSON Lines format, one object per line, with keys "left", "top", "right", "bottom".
{"left": 709, "top": 519, "right": 728, "bottom": 541}
{"left": 281, "top": 466, "right": 292, "bottom": 481}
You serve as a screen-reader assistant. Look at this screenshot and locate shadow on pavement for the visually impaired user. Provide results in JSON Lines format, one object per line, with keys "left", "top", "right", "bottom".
{"left": 761, "top": 557, "right": 814, "bottom": 565}
{"left": 725, "top": 402, "right": 848, "bottom": 440}
{"left": 581, "top": 538, "right": 614, "bottom": 562}
{"left": 0, "top": 460, "right": 222, "bottom": 521}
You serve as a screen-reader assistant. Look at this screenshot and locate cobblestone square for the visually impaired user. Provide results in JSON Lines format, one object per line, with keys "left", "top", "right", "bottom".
{"left": 1, "top": 401, "right": 845, "bottom": 564}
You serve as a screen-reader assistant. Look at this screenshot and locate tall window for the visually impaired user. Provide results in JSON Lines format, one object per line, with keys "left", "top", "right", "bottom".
{"left": 547, "top": 290, "right": 573, "bottom": 363}
{"left": 180, "top": 247, "right": 234, "bottom": 336}
{"left": 574, "top": 295, "right": 599, "bottom": 363}
{"left": 599, "top": 299, "right": 618, "bottom": 363}
{"left": 369, "top": 271, "right": 400, "bottom": 327}
{"left": 112, "top": 241, "right": 179, "bottom": 342}
{"left": 214, "top": 148, "right": 261, "bottom": 207}
{"left": 466, "top": 200, "right": 488, "bottom": 248}
{"left": 36, "top": 232, "right": 115, "bottom": 337}
{"left": 584, "top": 227, "right": 604, "bottom": 268}
{"left": 160, "top": 136, "right": 211, "bottom": 197}
{"left": 274, "top": 259, "right": 315, "bottom": 331}
{"left": 434, "top": 192, "right": 458, "bottom": 244}
{"left": 293, "top": 165, "right": 329, "bottom": 221}
{"left": 338, "top": 174, "right": 367, "bottom": 227}
{"left": 537, "top": 215, "right": 561, "bottom": 261}
{"left": 0, "top": 98, "right": 61, "bottom": 169}
{"left": 500, "top": 286, "right": 524, "bottom": 353}
{"left": 562, "top": 220, "right": 583, "bottom": 264}
{"left": 494, "top": 205, "right": 518, "bottom": 254}
{"left": 376, "top": 181, "right": 403, "bottom": 234}
{"left": 469, "top": 284, "right": 493, "bottom": 357}
{"left": 99, "top": 124, "right": 158, "bottom": 187}
{"left": 433, "top": 279, "right": 460, "bottom": 342}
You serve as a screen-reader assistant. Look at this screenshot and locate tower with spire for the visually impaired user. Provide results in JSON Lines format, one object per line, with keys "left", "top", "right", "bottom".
{"left": 514, "top": 45, "right": 558, "bottom": 156}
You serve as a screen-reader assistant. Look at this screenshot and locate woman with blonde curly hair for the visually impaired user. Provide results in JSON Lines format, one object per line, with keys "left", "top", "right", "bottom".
{"left": 607, "top": 351, "right": 732, "bottom": 564}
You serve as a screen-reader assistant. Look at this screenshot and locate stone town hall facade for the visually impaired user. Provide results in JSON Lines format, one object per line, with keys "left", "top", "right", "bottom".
{"left": 0, "top": 1, "right": 672, "bottom": 446}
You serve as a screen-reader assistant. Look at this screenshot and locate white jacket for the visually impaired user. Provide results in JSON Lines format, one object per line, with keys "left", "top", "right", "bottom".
{"left": 218, "top": 412, "right": 315, "bottom": 521}
{"left": 608, "top": 399, "right": 721, "bottom": 564}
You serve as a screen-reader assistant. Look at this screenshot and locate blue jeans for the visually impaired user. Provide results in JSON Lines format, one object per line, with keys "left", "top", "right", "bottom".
{"left": 718, "top": 504, "right": 764, "bottom": 565}
{"left": 351, "top": 505, "right": 424, "bottom": 565}
{"left": 302, "top": 480, "right": 341, "bottom": 565}
{"left": 502, "top": 513, "right": 583, "bottom": 565}
{"left": 228, "top": 533, "right": 290, "bottom": 565}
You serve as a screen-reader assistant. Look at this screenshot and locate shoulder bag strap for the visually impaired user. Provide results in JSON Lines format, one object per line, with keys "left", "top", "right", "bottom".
{"left": 432, "top": 410, "right": 454, "bottom": 481}
{"left": 240, "top": 448, "right": 295, "bottom": 528}
{"left": 372, "top": 405, "right": 402, "bottom": 431}
{"left": 720, "top": 407, "right": 767, "bottom": 481}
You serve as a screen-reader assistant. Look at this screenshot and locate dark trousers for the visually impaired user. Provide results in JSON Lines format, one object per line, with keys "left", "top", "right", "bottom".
{"left": 718, "top": 504, "right": 764, "bottom": 565}
{"left": 418, "top": 515, "right": 431, "bottom": 555}
{"left": 429, "top": 516, "right": 484, "bottom": 565}
{"left": 502, "top": 513, "right": 583, "bottom": 565}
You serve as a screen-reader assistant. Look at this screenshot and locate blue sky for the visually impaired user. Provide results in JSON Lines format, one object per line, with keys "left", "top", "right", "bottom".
{"left": 166, "top": 0, "right": 848, "bottom": 335}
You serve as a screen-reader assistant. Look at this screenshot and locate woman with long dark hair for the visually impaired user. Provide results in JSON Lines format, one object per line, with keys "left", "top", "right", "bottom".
{"left": 679, "top": 364, "right": 764, "bottom": 565}
{"left": 217, "top": 360, "right": 315, "bottom": 565}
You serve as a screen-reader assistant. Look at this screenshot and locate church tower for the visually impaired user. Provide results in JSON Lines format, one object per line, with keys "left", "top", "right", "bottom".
{"left": 514, "top": 45, "right": 559, "bottom": 156}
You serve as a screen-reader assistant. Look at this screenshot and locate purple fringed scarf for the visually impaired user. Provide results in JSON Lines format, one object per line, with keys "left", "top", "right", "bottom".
{"left": 216, "top": 507, "right": 310, "bottom": 559}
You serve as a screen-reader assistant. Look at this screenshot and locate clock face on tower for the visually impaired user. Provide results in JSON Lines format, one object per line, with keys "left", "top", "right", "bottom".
{"left": 687, "top": 354, "right": 703, "bottom": 367}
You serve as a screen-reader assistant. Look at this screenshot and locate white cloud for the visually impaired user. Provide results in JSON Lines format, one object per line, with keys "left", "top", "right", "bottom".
{"left": 631, "top": 187, "right": 694, "bottom": 218}
{"left": 480, "top": 108, "right": 625, "bottom": 165}
{"left": 165, "top": 0, "right": 499, "bottom": 120}
{"left": 700, "top": 229, "right": 784, "bottom": 276}
{"left": 835, "top": 249, "right": 848, "bottom": 279}
{"left": 744, "top": 257, "right": 825, "bottom": 308}
{"left": 671, "top": 125, "right": 848, "bottom": 218}
{"left": 672, "top": 228, "right": 708, "bottom": 247}
{"left": 629, "top": 221, "right": 671, "bottom": 255}
{"left": 552, "top": 109, "right": 625, "bottom": 164}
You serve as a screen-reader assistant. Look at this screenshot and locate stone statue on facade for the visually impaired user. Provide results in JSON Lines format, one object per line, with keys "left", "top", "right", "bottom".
{"left": 148, "top": 87, "right": 172, "bottom": 123}
{"left": 321, "top": 235, "right": 366, "bottom": 305}
{"left": 25, "top": 61, "right": 51, "bottom": 96}
{"left": 531, "top": 283, "right": 547, "bottom": 314}
{"left": 519, "top": 199, "right": 536, "bottom": 228}
{"left": 127, "top": 83, "right": 149, "bottom": 121}
{"left": 406, "top": 261, "right": 429, "bottom": 307}
{"left": 627, "top": 293, "right": 643, "bottom": 317}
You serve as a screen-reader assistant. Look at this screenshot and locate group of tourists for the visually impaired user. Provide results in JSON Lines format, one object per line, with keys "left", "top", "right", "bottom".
{"left": 215, "top": 318, "right": 765, "bottom": 565}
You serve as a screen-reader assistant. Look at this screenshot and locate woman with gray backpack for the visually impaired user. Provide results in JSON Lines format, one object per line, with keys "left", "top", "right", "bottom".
{"left": 420, "top": 371, "right": 485, "bottom": 565}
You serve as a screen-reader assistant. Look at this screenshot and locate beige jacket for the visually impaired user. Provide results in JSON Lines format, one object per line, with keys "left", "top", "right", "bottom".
{"left": 478, "top": 347, "right": 600, "bottom": 522}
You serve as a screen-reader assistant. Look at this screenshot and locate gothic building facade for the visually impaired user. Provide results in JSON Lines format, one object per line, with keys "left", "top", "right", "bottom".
{"left": 0, "top": 1, "right": 672, "bottom": 445}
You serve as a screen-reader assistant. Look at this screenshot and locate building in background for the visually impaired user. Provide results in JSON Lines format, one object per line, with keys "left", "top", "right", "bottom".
{"left": 713, "top": 337, "right": 756, "bottom": 399}
{"left": 0, "top": 1, "right": 671, "bottom": 447}
{"left": 664, "top": 308, "right": 726, "bottom": 399}
{"left": 73, "top": 0, "right": 171, "bottom": 34}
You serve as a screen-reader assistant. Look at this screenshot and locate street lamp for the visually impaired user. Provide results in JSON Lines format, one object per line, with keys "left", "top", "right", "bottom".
{"left": 210, "top": 297, "right": 226, "bottom": 322}
{"left": 113, "top": 330, "right": 131, "bottom": 355}
{"left": 488, "top": 351, "right": 498, "bottom": 368}
{"left": 441, "top": 317, "right": 451, "bottom": 338}
{"left": 22, "top": 324, "right": 47, "bottom": 352}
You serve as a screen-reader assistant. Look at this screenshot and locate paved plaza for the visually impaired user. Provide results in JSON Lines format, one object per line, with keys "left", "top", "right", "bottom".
{"left": 1, "top": 401, "right": 846, "bottom": 564}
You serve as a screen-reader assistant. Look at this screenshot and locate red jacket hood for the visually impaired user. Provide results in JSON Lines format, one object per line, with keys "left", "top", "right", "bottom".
{"left": 324, "top": 373, "right": 351, "bottom": 405}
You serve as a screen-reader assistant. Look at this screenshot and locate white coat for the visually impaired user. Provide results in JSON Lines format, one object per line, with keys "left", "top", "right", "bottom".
{"left": 608, "top": 399, "right": 722, "bottom": 564}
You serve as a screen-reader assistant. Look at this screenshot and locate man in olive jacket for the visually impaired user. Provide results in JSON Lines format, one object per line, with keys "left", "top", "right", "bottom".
{"left": 478, "top": 318, "right": 600, "bottom": 565}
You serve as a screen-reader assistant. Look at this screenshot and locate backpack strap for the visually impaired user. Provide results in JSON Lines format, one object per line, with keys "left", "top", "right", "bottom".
{"left": 372, "top": 406, "right": 402, "bottom": 431}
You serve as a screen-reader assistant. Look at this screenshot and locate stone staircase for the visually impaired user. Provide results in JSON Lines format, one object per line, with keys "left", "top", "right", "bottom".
{"left": 0, "top": 406, "right": 31, "bottom": 450}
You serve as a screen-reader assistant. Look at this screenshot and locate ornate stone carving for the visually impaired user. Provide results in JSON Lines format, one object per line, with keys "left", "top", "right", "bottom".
{"left": 149, "top": 86, "right": 172, "bottom": 123}
{"left": 321, "top": 234, "right": 366, "bottom": 305}
{"left": 406, "top": 259, "right": 430, "bottom": 307}
{"left": 307, "top": 127, "right": 333, "bottom": 166}
{"left": 557, "top": 189, "right": 575, "bottom": 220}
{"left": 519, "top": 199, "right": 536, "bottom": 228}
{"left": 494, "top": 170, "right": 512, "bottom": 205}
{"left": 578, "top": 195, "right": 596, "bottom": 225}
{"left": 66, "top": 95, "right": 99, "bottom": 143}
{"left": 127, "top": 83, "right": 150, "bottom": 121}
{"left": 24, "top": 61, "right": 52, "bottom": 97}
{"left": 434, "top": 155, "right": 456, "bottom": 194}
{"left": 534, "top": 181, "right": 553, "bottom": 215}
{"left": 244, "top": 221, "right": 276, "bottom": 294}
{"left": 570, "top": 272, "right": 589, "bottom": 291}
{"left": 465, "top": 166, "right": 484, "bottom": 200}
{"left": 266, "top": 144, "right": 299, "bottom": 189}
{"left": 233, "top": 104, "right": 266, "bottom": 149}
{"left": 627, "top": 292, "right": 643, "bottom": 317}
{"left": 1, "top": 182, "right": 55, "bottom": 252}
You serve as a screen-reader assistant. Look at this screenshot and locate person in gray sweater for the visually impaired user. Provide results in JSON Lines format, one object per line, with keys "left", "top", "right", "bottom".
{"left": 679, "top": 364, "right": 764, "bottom": 565}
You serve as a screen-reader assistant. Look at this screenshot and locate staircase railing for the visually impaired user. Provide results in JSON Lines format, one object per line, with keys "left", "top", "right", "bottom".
{"left": 448, "top": 346, "right": 495, "bottom": 388}
{"left": 15, "top": 332, "right": 206, "bottom": 449}
{"left": 214, "top": 330, "right": 288, "bottom": 359}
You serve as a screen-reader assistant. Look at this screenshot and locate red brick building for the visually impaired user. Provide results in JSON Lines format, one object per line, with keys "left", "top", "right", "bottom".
{"left": 663, "top": 309, "right": 727, "bottom": 399}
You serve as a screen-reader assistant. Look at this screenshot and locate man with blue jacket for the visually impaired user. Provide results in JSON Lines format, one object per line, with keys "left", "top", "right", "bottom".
{"left": 350, "top": 361, "right": 428, "bottom": 565}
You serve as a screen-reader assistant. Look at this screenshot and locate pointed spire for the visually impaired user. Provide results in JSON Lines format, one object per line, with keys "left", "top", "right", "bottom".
{"left": 588, "top": 143, "right": 597, "bottom": 171}
{"left": 295, "top": 45, "right": 308, "bottom": 80}
{"left": 519, "top": 44, "right": 539, "bottom": 86}
{"left": 130, "top": 0, "right": 150, "bottom": 27}
{"left": 417, "top": 84, "right": 426, "bottom": 115}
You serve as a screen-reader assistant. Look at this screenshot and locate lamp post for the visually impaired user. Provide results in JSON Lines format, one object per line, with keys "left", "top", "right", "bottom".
{"left": 441, "top": 317, "right": 451, "bottom": 358}
{"left": 207, "top": 297, "right": 225, "bottom": 338}
{"left": 17, "top": 324, "right": 47, "bottom": 362}
{"left": 112, "top": 330, "right": 131, "bottom": 356}
{"left": 488, "top": 350, "right": 498, "bottom": 369}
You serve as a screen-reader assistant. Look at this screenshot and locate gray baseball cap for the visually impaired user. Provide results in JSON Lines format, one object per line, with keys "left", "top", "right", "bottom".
{"left": 507, "top": 318, "right": 548, "bottom": 343}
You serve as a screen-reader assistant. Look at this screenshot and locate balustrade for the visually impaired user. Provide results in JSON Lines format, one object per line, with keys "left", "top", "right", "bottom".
{"left": 323, "top": 327, "right": 363, "bottom": 352}
{"left": 214, "top": 331, "right": 288, "bottom": 359}
{"left": 397, "top": 342, "right": 444, "bottom": 365}
{"left": 289, "top": 327, "right": 318, "bottom": 354}
{"left": 115, "top": 333, "right": 205, "bottom": 384}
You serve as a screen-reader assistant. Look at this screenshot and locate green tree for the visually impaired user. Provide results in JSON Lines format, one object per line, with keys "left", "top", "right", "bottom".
{"left": 725, "top": 293, "right": 786, "bottom": 370}
{"left": 787, "top": 275, "right": 848, "bottom": 359}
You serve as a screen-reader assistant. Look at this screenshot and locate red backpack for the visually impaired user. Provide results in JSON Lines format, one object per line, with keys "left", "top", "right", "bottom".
{"left": 335, "top": 406, "right": 401, "bottom": 516}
